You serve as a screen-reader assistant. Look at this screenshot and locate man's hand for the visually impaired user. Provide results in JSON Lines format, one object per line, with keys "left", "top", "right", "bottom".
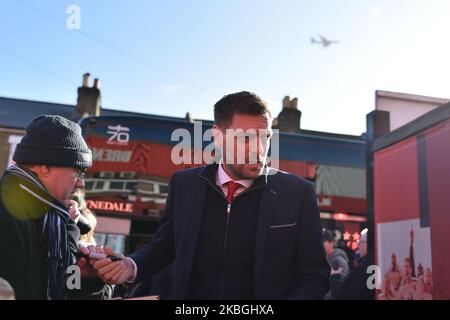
{"left": 77, "top": 244, "right": 103, "bottom": 278}
{"left": 67, "top": 199, "right": 80, "bottom": 224}
{"left": 92, "top": 246, "right": 135, "bottom": 285}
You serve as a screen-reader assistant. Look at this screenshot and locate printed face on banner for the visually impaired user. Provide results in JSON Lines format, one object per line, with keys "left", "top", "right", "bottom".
{"left": 377, "top": 219, "right": 433, "bottom": 300}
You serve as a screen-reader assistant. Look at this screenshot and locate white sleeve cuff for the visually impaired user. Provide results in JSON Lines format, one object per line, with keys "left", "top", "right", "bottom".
{"left": 127, "top": 257, "right": 138, "bottom": 283}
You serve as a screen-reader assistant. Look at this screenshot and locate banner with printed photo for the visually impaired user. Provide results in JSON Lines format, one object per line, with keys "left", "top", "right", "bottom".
{"left": 376, "top": 219, "right": 433, "bottom": 300}
{"left": 374, "top": 118, "right": 450, "bottom": 299}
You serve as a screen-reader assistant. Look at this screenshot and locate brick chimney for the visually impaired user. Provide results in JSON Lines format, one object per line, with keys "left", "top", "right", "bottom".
{"left": 76, "top": 73, "right": 101, "bottom": 118}
{"left": 272, "top": 95, "right": 301, "bottom": 133}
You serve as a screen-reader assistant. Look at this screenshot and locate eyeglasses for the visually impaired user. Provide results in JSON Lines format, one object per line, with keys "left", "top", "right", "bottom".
{"left": 73, "top": 168, "right": 87, "bottom": 180}
{"left": 46, "top": 166, "right": 87, "bottom": 179}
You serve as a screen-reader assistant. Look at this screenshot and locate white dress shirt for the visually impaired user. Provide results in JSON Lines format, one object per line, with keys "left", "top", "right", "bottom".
{"left": 215, "top": 163, "right": 253, "bottom": 198}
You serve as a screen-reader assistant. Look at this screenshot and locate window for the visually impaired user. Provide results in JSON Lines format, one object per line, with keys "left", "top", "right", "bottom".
{"left": 110, "top": 181, "right": 124, "bottom": 190}
{"left": 125, "top": 182, "right": 137, "bottom": 191}
{"left": 99, "top": 171, "right": 115, "bottom": 178}
{"left": 95, "top": 181, "right": 104, "bottom": 189}
{"left": 159, "top": 184, "right": 169, "bottom": 194}
{"left": 120, "top": 172, "right": 135, "bottom": 179}
{"left": 84, "top": 181, "right": 94, "bottom": 191}
{"left": 139, "top": 182, "right": 154, "bottom": 193}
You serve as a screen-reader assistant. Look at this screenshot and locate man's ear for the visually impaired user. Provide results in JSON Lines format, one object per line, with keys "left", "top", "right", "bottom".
{"left": 40, "top": 165, "right": 51, "bottom": 177}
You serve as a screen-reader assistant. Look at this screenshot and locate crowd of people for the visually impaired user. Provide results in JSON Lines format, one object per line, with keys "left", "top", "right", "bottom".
{"left": 322, "top": 228, "right": 373, "bottom": 300}
{"left": 0, "top": 91, "right": 414, "bottom": 301}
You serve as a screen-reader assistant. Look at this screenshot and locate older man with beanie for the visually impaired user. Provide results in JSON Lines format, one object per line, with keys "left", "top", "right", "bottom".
{"left": 0, "top": 115, "right": 100, "bottom": 299}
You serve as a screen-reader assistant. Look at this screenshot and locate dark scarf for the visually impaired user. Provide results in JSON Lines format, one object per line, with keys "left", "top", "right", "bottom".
{"left": 6, "top": 164, "right": 75, "bottom": 300}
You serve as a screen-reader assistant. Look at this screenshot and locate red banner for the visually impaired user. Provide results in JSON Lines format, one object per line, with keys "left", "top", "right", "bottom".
{"left": 86, "top": 136, "right": 317, "bottom": 179}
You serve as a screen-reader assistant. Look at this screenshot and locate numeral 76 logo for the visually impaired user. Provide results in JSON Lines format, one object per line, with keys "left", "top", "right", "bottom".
{"left": 107, "top": 125, "right": 130, "bottom": 144}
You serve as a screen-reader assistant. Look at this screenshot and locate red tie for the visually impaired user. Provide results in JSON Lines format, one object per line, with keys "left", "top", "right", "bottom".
{"left": 226, "top": 181, "right": 241, "bottom": 204}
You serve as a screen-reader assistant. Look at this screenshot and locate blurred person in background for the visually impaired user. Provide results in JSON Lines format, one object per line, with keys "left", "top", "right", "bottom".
{"left": 323, "top": 229, "right": 350, "bottom": 299}
{"left": 323, "top": 230, "right": 350, "bottom": 277}
{"left": 332, "top": 228, "right": 374, "bottom": 300}
{"left": 70, "top": 188, "right": 114, "bottom": 300}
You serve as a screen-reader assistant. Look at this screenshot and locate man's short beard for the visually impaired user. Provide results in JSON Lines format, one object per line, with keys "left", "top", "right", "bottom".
{"left": 228, "top": 163, "right": 264, "bottom": 180}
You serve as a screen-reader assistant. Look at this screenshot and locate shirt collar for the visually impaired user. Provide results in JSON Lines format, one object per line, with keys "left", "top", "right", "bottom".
{"left": 216, "top": 163, "right": 254, "bottom": 189}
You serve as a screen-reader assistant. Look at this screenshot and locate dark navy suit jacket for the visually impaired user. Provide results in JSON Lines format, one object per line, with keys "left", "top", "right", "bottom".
{"left": 130, "top": 164, "right": 330, "bottom": 299}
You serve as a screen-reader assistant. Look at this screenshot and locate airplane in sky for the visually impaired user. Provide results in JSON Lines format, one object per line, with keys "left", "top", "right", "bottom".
{"left": 310, "top": 35, "right": 339, "bottom": 48}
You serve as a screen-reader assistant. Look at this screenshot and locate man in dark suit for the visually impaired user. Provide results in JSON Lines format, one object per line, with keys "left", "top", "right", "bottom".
{"left": 94, "top": 91, "right": 330, "bottom": 299}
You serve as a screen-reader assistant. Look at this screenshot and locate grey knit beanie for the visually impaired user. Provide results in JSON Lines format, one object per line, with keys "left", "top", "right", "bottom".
{"left": 13, "top": 115, "right": 92, "bottom": 169}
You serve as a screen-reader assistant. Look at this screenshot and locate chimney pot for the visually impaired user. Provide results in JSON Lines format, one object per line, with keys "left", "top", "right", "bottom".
{"left": 282, "top": 96, "right": 291, "bottom": 109}
{"left": 291, "top": 97, "right": 298, "bottom": 109}
{"left": 275, "top": 95, "right": 302, "bottom": 133}
{"left": 77, "top": 73, "right": 101, "bottom": 118}
{"left": 82, "top": 73, "right": 90, "bottom": 87}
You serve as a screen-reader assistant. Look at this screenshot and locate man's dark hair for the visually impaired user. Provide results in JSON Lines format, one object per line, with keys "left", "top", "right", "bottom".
{"left": 214, "top": 91, "right": 271, "bottom": 127}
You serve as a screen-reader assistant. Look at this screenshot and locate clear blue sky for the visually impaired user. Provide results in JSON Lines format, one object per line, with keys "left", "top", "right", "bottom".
{"left": 2, "top": 0, "right": 450, "bottom": 135}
